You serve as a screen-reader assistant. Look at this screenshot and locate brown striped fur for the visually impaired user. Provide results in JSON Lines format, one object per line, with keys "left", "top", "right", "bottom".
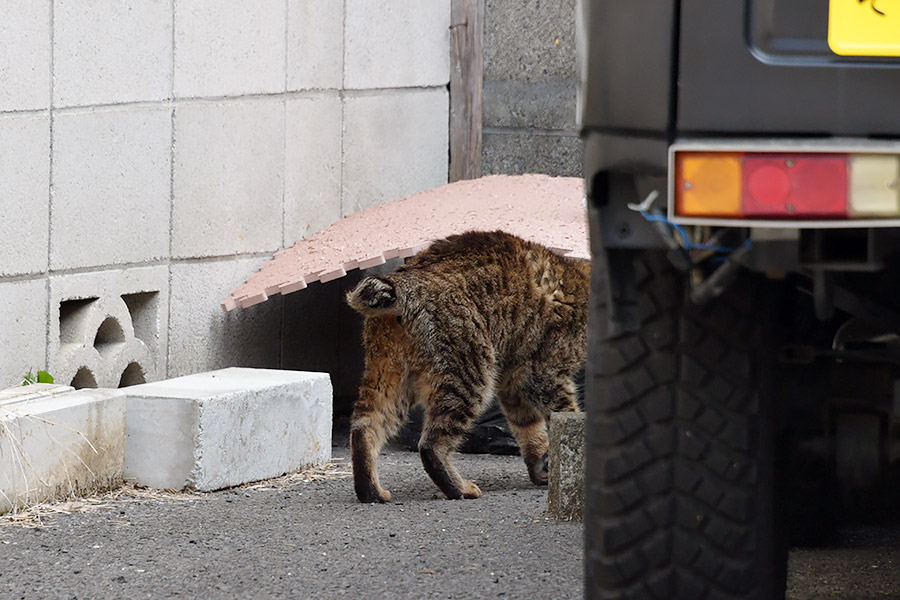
{"left": 346, "top": 231, "right": 589, "bottom": 502}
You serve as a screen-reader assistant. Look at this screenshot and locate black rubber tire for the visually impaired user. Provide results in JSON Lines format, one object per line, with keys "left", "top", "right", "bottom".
{"left": 584, "top": 250, "right": 787, "bottom": 599}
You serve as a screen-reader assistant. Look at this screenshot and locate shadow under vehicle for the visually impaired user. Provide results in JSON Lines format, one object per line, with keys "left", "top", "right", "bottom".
{"left": 578, "top": 1, "right": 900, "bottom": 598}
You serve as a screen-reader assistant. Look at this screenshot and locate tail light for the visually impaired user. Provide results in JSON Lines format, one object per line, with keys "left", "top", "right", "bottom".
{"left": 671, "top": 147, "right": 900, "bottom": 224}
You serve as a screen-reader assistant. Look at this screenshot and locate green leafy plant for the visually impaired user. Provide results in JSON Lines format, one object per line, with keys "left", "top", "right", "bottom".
{"left": 22, "top": 370, "right": 54, "bottom": 386}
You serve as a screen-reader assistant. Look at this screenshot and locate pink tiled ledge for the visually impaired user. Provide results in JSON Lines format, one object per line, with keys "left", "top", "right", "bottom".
{"left": 223, "top": 174, "right": 588, "bottom": 311}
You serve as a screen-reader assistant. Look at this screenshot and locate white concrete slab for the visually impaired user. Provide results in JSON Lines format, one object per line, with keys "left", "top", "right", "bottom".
{"left": 285, "top": 94, "right": 343, "bottom": 243}
{"left": 0, "top": 386, "right": 126, "bottom": 513}
{"left": 53, "top": 0, "right": 172, "bottom": 107}
{"left": 167, "top": 257, "right": 281, "bottom": 378}
{"left": 342, "top": 88, "right": 449, "bottom": 215}
{"left": 51, "top": 106, "right": 171, "bottom": 270}
{"left": 0, "top": 114, "right": 50, "bottom": 277}
{"left": 125, "top": 368, "right": 332, "bottom": 491}
{"left": 344, "top": 0, "right": 450, "bottom": 89}
{"left": 0, "top": 0, "right": 50, "bottom": 111}
{"left": 287, "top": 0, "right": 343, "bottom": 91}
{"left": 174, "top": 0, "right": 286, "bottom": 98}
{"left": 0, "top": 279, "right": 48, "bottom": 389}
{"left": 172, "top": 99, "right": 284, "bottom": 259}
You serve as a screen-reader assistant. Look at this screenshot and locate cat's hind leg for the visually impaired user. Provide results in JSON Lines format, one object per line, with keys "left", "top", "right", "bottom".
{"left": 350, "top": 316, "right": 411, "bottom": 503}
{"left": 417, "top": 354, "right": 495, "bottom": 500}
{"left": 499, "top": 370, "right": 580, "bottom": 486}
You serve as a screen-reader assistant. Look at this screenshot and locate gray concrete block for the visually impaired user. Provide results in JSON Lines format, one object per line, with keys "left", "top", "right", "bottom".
{"left": 0, "top": 0, "right": 50, "bottom": 111}
{"left": 51, "top": 107, "right": 171, "bottom": 270}
{"left": 483, "top": 0, "right": 576, "bottom": 83}
{"left": 0, "top": 386, "right": 126, "bottom": 513}
{"left": 342, "top": 89, "right": 449, "bottom": 215}
{"left": 48, "top": 266, "right": 169, "bottom": 389}
{"left": 344, "top": 0, "right": 451, "bottom": 89}
{"left": 482, "top": 131, "right": 583, "bottom": 177}
{"left": 172, "top": 99, "right": 284, "bottom": 259}
{"left": 53, "top": 0, "right": 172, "bottom": 107}
{"left": 0, "top": 279, "right": 48, "bottom": 389}
{"left": 174, "top": 0, "right": 286, "bottom": 98}
{"left": 0, "top": 114, "right": 50, "bottom": 277}
{"left": 124, "top": 367, "right": 332, "bottom": 491}
{"left": 547, "top": 411, "right": 584, "bottom": 521}
{"left": 482, "top": 79, "right": 576, "bottom": 130}
{"left": 167, "top": 257, "right": 282, "bottom": 378}
{"left": 284, "top": 94, "right": 342, "bottom": 243}
{"left": 287, "top": 0, "right": 343, "bottom": 91}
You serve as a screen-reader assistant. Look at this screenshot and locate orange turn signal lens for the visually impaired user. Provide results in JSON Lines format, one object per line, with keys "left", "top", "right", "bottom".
{"left": 676, "top": 152, "right": 743, "bottom": 217}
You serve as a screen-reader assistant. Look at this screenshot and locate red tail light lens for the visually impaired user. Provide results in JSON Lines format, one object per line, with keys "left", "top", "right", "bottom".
{"left": 742, "top": 155, "right": 848, "bottom": 218}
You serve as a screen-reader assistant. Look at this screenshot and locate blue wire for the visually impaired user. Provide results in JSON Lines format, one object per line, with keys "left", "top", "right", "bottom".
{"left": 639, "top": 211, "right": 747, "bottom": 254}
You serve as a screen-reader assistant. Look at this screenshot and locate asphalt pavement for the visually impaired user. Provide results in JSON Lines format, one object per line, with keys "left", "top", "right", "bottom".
{"left": 1, "top": 434, "right": 899, "bottom": 599}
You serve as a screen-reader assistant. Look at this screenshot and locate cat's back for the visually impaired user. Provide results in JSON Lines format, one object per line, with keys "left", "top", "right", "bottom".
{"left": 399, "top": 230, "right": 588, "bottom": 317}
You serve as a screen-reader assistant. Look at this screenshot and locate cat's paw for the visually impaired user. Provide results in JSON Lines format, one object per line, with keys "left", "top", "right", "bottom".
{"left": 356, "top": 485, "right": 392, "bottom": 503}
{"left": 462, "top": 481, "right": 483, "bottom": 499}
{"left": 528, "top": 452, "right": 549, "bottom": 486}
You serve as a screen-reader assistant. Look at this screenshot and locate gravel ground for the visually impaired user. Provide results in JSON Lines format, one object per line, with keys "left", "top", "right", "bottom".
{"left": 0, "top": 445, "right": 581, "bottom": 600}
{"left": 2, "top": 439, "right": 899, "bottom": 600}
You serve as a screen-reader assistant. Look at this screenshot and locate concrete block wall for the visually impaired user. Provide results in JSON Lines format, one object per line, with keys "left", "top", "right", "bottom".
{"left": 482, "top": 0, "right": 581, "bottom": 177}
{"left": 0, "top": 1, "right": 451, "bottom": 390}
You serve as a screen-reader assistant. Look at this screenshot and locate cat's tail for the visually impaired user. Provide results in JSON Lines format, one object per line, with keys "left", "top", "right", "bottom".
{"left": 346, "top": 275, "right": 400, "bottom": 316}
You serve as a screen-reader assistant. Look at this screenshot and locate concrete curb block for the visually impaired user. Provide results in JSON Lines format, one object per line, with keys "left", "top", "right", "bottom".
{"left": 1, "top": 367, "right": 333, "bottom": 513}
{"left": 547, "top": 411, "right": 584, "bottom": 521}
{"left": 0, "top": 385, "right": 125, "bottom": 514}
{"left": 125, "top": 367, "right": 332, "bottom": 492}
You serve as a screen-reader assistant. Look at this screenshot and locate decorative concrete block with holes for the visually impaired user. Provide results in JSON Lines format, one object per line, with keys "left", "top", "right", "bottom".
{"left": 49, "top": 266, "right": 168, "bottom": 390}
{"left": 0, "top": 384, "right": 126, "bottom": 514}
{"left": 124, "top": 367, "right": 332, "bottom": 491}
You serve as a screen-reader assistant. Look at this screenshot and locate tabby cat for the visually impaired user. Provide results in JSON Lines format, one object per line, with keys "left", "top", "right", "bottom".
{"left": 346, "top": 230, "right": 589, "bottom": 502}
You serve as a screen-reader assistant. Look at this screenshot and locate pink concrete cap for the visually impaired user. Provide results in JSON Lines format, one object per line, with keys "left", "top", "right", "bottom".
{"left": 222, "top": 174, "right": 587, "bottom": 311}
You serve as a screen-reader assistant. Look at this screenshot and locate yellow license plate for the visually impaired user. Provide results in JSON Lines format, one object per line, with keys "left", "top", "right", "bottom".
{"left": 829, "top": 0, "right": 900, "bottom": 56}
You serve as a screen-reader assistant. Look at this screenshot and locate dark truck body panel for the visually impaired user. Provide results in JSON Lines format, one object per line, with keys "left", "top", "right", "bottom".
{"left": 579, "top": 1, "right": 900, "bottom": 170}
{"left": 581, "top": 3, "right": 900, "bottom": 596}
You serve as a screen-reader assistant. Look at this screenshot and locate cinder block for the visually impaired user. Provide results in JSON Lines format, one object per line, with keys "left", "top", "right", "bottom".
{"left": 174, "top": 0, "right": 286, "bottom": 98}
{"left": 0, "top": 386, "right": 126, "bottom": 513}
{"left": 284, "top": 94, "right": 342, "bottom": 243}
{"left": 167, "top": 257, "right": 282, "bottom": 378}
{"left": 125, "top": 367, "right": 332, "bottom": 491}
{"left": 0, "top": 114, "right": 50, "bottom": 277}
{"left": 483, "top": 79, "right": 577, "bottom": 131}
{"left": 51, "top": 107, "right": 171, "bottom": 270}
{"left": 0, "top": 0, "right": 50, "bottom": 111}
{"left": 53, "top": 0, "right": 172, "bottom": 107}
{"left": 172, "top": 99, "right": 284, "bottom": 258}
{"left": 0, "top": 279, "right": 48, "bottom": 389}
{"left": 547, "top": 411, "right": 584, "bottom": 521}
{"left": 482, "top": 131, "right": 583, "bottom": 178}
{"left": 48, "top": 266, "right": 169, "bottom": 389}
{"left": 287, "top": 0, "right": 343, "bottom": 91}
{"left": 342, "top": 89, "right": 449, "bottom": 214}
{"left": 344, "top": 0, "right": 450, "bottom": 89}
{"left": 483, "top": 0, "right": 576, "bottom": 83}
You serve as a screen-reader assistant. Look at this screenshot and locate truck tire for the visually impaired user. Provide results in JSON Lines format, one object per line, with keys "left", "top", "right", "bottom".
{"left": 584, "top": 249, "right": 786, "bottom": 599}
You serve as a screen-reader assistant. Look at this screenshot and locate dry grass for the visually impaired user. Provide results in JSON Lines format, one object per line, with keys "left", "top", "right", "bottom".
{"left": 241, "top": 457, "right": 351, "bottom": 491}
{"left": 1, "top": 458, "right": 351, "bottom": 528}
{"left": 0, "top": 483, "right": 202, "bottom": 529}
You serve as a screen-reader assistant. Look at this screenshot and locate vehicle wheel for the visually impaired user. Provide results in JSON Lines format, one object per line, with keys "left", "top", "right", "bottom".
{"left": 584, "top": 249, "right": 787, "bottom": 599}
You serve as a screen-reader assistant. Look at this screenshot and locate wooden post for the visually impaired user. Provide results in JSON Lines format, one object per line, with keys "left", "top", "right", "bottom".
{"left": 449, "top": 0, "right": 484, "bottom": 182}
